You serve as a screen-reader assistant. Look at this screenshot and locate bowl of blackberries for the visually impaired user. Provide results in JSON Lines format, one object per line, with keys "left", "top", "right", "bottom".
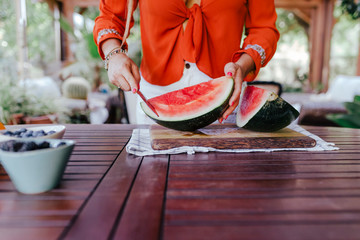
{"left": 0, "top": 125, "right": 66, "bottom": 141}
{"left": 0, "top": 138, "right": 75, "bottom": 194}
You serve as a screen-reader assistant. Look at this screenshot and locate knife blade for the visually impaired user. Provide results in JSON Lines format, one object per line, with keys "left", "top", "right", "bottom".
{"left": 137, "top": 90, "right": 159, "bottom": 117}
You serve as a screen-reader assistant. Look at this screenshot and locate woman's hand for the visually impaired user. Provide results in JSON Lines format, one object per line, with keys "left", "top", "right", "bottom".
{"left": 220, "top": 54, "right": 255, "bottom": 123}
{"left": 107, "top": 53, "right": 140, "bottom": 93}
{"left": 102, "top": 39, "right": 140, "bottom": 93}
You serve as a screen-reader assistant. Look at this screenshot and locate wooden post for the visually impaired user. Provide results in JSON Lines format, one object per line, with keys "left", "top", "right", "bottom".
{"left": 56, "top": 0, "right": 100, "bottom": 62}
{"left": 53, "top": 2, "right": 62, "bottom": 62}
{"left": 309, "top": 0, "right": 334, "bottom": 92}
{"left": 357, "top": 46, "right": 360, "bottom": 76}
{"left": 275, "top": 0, "right": 335, "bottom": 93}
{"left": 42, "top": 0, "right": 62, "bottom": 62}
{"left": 60, "top": 0, "right": 75, "bottom": 62}
{"left": 15, "top": 0, "right": 28, "bottom": 82}
{"left": 320, "top": 0, "right": 335, "bottom": 92}
{"left": 309, "top": 6, "right": 322, "bottom": 92}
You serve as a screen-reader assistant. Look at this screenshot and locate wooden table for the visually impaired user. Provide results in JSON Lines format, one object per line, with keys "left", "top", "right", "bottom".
{"left": 1, "top": 124, "right": 360, "bottom": 240}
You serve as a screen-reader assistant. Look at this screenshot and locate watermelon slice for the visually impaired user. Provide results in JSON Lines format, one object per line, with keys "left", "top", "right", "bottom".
{"left": 236, "top": 85, "right": 299, "bottom": 132}
{"left": 141, "top": 77, "right": 234, "bottom": 131}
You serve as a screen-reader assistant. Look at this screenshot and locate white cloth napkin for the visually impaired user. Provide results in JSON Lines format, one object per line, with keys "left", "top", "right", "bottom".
{"left": 126, "top": 124, "right": 339, "bottom": 156}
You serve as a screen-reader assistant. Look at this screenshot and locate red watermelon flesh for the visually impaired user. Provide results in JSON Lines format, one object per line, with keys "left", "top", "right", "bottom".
{"left": 141, "top": 76, "right": 234, "bottom": 131}
{"left": 144, "top": 77, "right": 233, "bottom": 120}
{"left": 237, "top": 85, "right": 273, "bottom": 127}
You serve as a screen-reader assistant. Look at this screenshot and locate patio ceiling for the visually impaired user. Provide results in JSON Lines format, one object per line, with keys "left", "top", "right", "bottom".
{"left": 48, "top": 0, "right": 359, "bottom": 92}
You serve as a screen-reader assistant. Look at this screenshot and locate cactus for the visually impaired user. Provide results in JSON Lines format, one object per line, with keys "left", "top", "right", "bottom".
{"left": 62, "top": 77, "right": 91, "bottom": 100}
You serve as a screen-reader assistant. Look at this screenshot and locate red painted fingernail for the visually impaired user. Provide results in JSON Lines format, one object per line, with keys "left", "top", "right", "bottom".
{"left": 227, "top": 72, "right": 233, "bottom": 77}
{"left": 224, "top": 115, "right": 228, "bottom": 120}
{"left": 230, "top": 102, "right": 234, "bottom": 106}
{"left": 132, "top": 88, "right": 137, "bottom": 93}
{"left": 219, "top": 119, "right": 223, "bottom": 124}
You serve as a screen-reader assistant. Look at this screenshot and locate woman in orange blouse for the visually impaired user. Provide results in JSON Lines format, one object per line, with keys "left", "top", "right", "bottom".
{"left": 93, "top": 0, "right": 279, "bottom": 123}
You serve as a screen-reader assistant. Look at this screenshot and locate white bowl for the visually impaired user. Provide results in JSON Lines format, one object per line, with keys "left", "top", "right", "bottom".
{"left": 0, "top": 139, "right": 75, "bottom": 194}
{"left": 0, "top": 125, "right": 66, "bottom": 142}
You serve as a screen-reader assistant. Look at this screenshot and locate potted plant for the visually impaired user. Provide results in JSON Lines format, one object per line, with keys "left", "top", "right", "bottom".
{"left": 0, "top": 79, "right": 67, "bottom": 125}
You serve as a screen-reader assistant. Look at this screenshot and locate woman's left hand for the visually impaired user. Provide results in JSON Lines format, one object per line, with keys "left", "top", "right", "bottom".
{"left": 220, "top": 54, "right": 255, "bottom": 123}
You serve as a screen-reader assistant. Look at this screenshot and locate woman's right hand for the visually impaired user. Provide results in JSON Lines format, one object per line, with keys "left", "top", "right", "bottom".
{"left": 107, "top": 53, "right": 141, "bottom": 93}
{"left": 102, "top": 39, "right": 141, "bottom": 93}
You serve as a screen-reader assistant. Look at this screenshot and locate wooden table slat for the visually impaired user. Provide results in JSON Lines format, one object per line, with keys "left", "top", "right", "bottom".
{"left": 0, "top": 124, "right": 359, "bottom": 240}
{"left": 113, "top": 155, "right": 169, "bottom": 240}
{"left": 62, "top": 150, "right": 142, "bottom": 240}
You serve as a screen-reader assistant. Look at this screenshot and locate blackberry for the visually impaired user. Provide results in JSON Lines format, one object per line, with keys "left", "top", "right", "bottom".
{"left": 13, "top": 142, "right": 24, "bottom": 152}
{"left": 3, "top": 131, "right": 14, "bottom": 136}
{"left": 24, "top": 132, "right": 33, "bottom": 138}
{"left": 19, "top": 132, "right": 27, "bottom": 138}
{"left": 1, "top": 128, "right": 55, "bottom": 138}
{"left": 38, "top": 141, "right": 50, "bottom": 149}
{"left": 34, "top": 131, "right": 46, "bottom": 137}
{"left": 19, "top": 128, "right": 27, "bottom": 133}
{"left": 57, "top": 142, "right": 67, "bottom": 147}
{"left": 0, "top": 141, "right": 25, "bottom": 152}
{"left": 13, "top": 130, "right": 22, "bottom": 136}
{"left": 19, "top": 142, "right": 38, "bottom": 152}
{"left": 0, "top": 140, "right": 16, "bottom": 151}
{"left": 0, "top": 140, "right": 56, "bottom": 152}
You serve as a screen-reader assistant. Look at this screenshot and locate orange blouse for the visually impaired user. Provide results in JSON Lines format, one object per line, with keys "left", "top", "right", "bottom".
{"left": 94, "top": 0, "right": 279, "bottom": 86}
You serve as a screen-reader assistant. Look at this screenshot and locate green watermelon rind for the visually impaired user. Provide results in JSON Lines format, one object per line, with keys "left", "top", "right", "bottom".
{"left": 141, "top": 78, "right": 234, "bottom": 132}
{"left": 146, "top": 102, "right": 229, "bottom": 131}
{"left": 242, "top": 95, "right": 300, "bottom": 132}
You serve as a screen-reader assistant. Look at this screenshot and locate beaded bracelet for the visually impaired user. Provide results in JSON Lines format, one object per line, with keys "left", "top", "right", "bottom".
{"left": 103, "top": 47, "right": 128, "bottom": 70}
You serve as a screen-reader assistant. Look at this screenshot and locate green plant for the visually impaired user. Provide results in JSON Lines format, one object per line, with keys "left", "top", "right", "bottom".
{"left": 0, "top": 79, "right": 67, "bottom": 124}
{"left": 326, "top": 95, "right": 360, "bottom": 128}
{"left": 58, "top": 7, "right": 141, "bottom": 91}
{"left": 341, "top": 0, "right": 360, "bottom": 20}
{"left": 57, "top": 11, "right": 104, "bottom": 88}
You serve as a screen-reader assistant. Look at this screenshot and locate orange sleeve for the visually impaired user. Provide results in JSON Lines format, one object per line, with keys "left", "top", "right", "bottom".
{"left": 93, "top": 0, "right": 138, "bottom": 59}
{"left": 232, "top": 0, "right": 280, "bottom": 82}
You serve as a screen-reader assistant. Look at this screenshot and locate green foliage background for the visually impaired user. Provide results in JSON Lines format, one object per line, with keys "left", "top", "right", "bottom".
{"left": 0, "top": 0, "right": 55, "bottom": 73}
{"left": 0, "top": 1, "right": 358, "bottom": 87}
{"left": 327, "top": 96, "right": 360, "bottom": 128}
{"left": 0, "top": 0, "right": 359, "bottom": 125}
